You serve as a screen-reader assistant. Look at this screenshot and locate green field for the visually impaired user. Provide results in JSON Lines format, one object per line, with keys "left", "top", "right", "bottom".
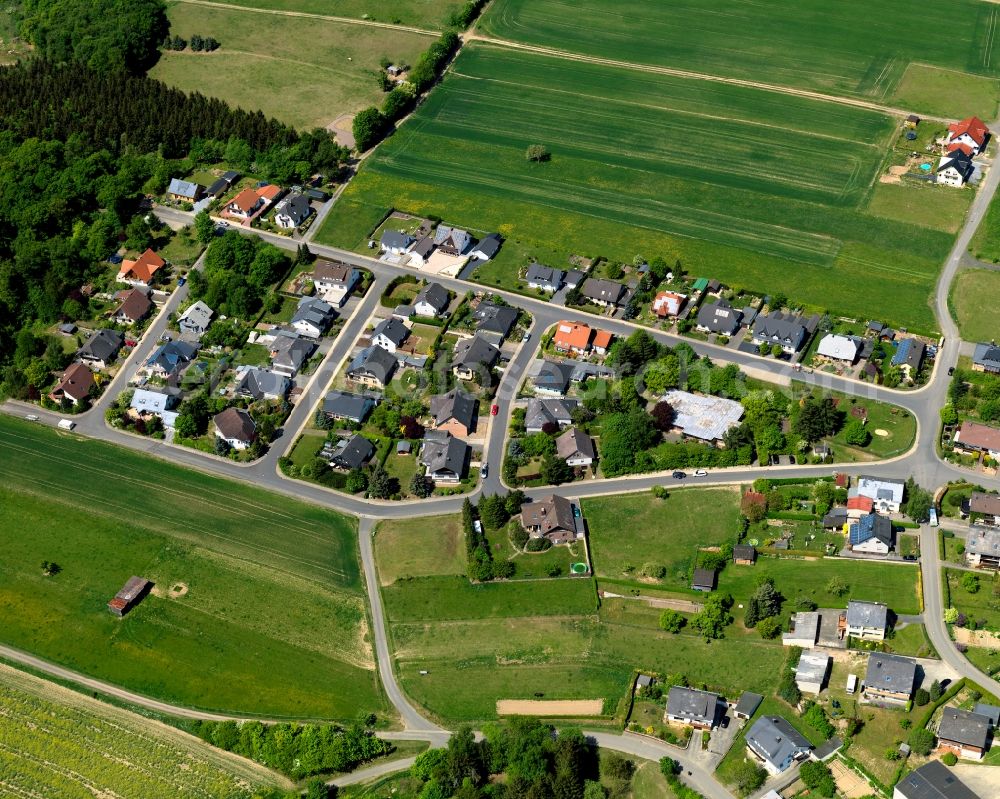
{"left": 946, "top": 568, "right": 1000, "bottom": 630}
{"left": 972, "top": 188, "right": 1000, "bottom": 262}
{"left": 866, "top": 182, "right": 973, "bottom": 235}
{"left": 318, "top": 44, "right": 954, "bottom": 329}
{"left": 0, "top": 416, "right": 384, "bottom": 719}
{"left": 0, "top": 664, "right": 285, "bottom": 798}
{"left": 951, "top": 269, "right": 1000, "bottom": 343}
{"left": 151, "top": 2, "right": 432, "bottom": 129}
{"left": 206, "top": 0, "right": 466, "bottom": 29}
{"left": 891, "top": 64, "right": 1000, "bottom": 121}
{"left": 583, "top": 488, "right": 741, "bottom": 587}
{"left": 479, "top": 0, "right": 1000, "bottom": 114}
{"left": 374, "top": 515, "right": 466, "bottom": 585}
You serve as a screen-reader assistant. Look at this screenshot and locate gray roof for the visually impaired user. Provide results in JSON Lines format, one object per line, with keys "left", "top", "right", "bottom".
{"left": 974, "top": 703, "right": 1000, "bottom": 727}
{"left": 381, "top": 230, "right": 414, "bottom": 250}
{"left": 329, "top": 434, "right": 375, "bottom": 470}
{"left": 937, "top": 707, "right": 991, "bottom": 749}
{"left": 822, "top": 507, "right": 848, "bottom": 527}
{"left": 666, "top": 686, "right": 719, "bottom": 725}
{"left": 414, "top": 282, "right": 450, "bottom": 314}
{"left": 752, "top": 311, "right": 807, "bottom": 350}
{"left": 580, "top": 277, "right": 626, "bottom": 305}
{"left": 347, "top": 346, "right": 398, "bottom": 385}
{"left": 430, "top": 388, "right": 477, "bottom": 429}
{"left": 323, "top": 390, "right": 375, "bottom": 423}
{"left": 234, "top": 367, "right": 290, "bottom": 401}
{"left": 746, "top": 716, "right": 811, "bottom": 769}
{"left": 856, "top": 475, "right": 905, "bottom": 505}
{"left": 525, "top": 263, "right": 563, "bottom": 289}
{"left": 411, "top": 236, "right": 435, "bottom": 258}
{"left": 453, "top": 334, "right": 500, "bottom": 370}
{"left": 692, "top": 568, "right": 715, "bottom": 589}
{"left": 168, "top": 177, "right": 201, "bottom": 198}
{"left": 473, "top": 233, "right": 501, "bottom": 258}
{"left": 146, "top": 340, "right": 197, "bottom": 374}
{"left": 967, "top": 526, "right": 1000, "bottom": 558}
{"left": 178, "top": 301, "right": 213, "bottom": 331}
{"left": 432, "top": 225, "right": 471, "bottom": 253}
{"left": 534, "top": 360, "right": 573, "bottom": 395}
{"left": 372, "top": 317, "right": 410, "bottom": 347}
{"left": 271, "top": 334, "right": 315, "bottom": 374}
{"left": 735, "top": 691, "right": 763, "bottom": 718}
{"left": 130, "top": 388, "right": 179, "bottom": 415}
{"left": 864, "top": 652, "right": 916, "bottom": 694}
{"left": 662, "top": 389, "right": 744, "bottom": 442}
{"left": 556, "top": 427, "right": 595, "bottom": 461}
{"left": 796, "top": 651, "right": 830, "bottom": 685}
{"left": 292, "top": 296, "right": 335, "bottom": 333}
{"left": 472, "top": 301, "right": 517, "bottom": 336}
{"left": 78, "top": 328, "right": 124, "bottom": 363}
{"left": 525, "top": 397, "right": 578, "bottom": 430}
{"left": 895, "top": 761, "right": 980, "bottom": 799}
{"left": 696, "top": 301, "right": 743, "bottom": 335}
{"left": 420, "top": 430, "right": 468, "bottom": 478}
{"left": 846, "top": 600, "right": 888, "bottom": 630}
{"left": 973, "top": 342, "right": 1000, "bottom": 372}
{"left": 275, "top": 192, "right": 312, "bottom": 225}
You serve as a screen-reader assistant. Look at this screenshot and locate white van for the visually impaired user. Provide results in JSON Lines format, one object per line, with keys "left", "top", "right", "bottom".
{"left": 57, "top": 419, "right": 76, "bottom": 431}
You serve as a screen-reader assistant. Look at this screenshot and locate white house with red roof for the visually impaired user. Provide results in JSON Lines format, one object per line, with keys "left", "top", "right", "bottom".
{"left": 947, "top": 116, "right": 990, "bottom": 155}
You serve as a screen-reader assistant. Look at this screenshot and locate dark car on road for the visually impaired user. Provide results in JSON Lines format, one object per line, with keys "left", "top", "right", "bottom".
{"left": 672, "top": 471, "right": 686, "bottom": 479}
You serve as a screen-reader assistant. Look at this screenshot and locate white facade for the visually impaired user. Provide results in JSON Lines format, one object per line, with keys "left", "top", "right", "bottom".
{"left": 937, "top": 161, "right": 970, "bottom": 187}
{"left": 817, "top": 334, "right": 860, "bottom": 362}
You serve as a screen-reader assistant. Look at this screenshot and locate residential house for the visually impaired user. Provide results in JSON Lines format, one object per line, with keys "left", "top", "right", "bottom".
{"left": 380, "top": 230, "right": 414, "bottom": 255}
{"left": 326, "top": 434, "right": 375, "bottom": 471}
{"left": 429, "top": 388, "right": 477, "bottom": 437}
{"left": 313, "top": 261, "right": 360, "bottom": 306}
{"left": 969, "top": 492, "right": 1000, "bottom": 526}
{"left": 864, "top": 653, "right": 916, "bottom": 706}
{"left": 226, "top": 184, "right": 282, "bottom": 218}
{"left": 947, "top": 116, "right": 990, "bottom": 155}
{"left": 734, "top": 692, "right": 763, "bottom": 721}
{"left": 471, "top": 301, "right": 517, "bottom": 338}
{"left": 112, "top": 288, "right": 152, "bottom": 326}
{"left": 273, "top": 192, "right": 313, "bottom": 229}
{"left": 752, "top": 312, "right": 807, "bottom": 353}
{"left": 452, "top": 335, "right": 500, "bottom": 382}
{"left": 745, "top": 716, "right": 811, "bottom": 775}
{"left": 652, "top": 291, "right": 687, "bottom": 318}
{"left": 205, "top": 170, "right": 239, "bottom": 198}
{"left": 580, "top": 277, "right": 626, "bottom": 308}
{"left": 553, "top": 321, "right": 594, "bottom": 355}
{"left": 846, "top": 601, "right": 889, "bottom": 641}
{"left": 783, "top": 611, "right": 820, "bottom": 648}
{"left": 696, "top": 301, "right": 743, "bottom": 336}
{"left": 661, "top": 390, "right": 745, "bottom": 444}
{"left": 564, "top": 269, "right": 585, "bottom": 290}
{"left": 525, "top": 263, "right": 563, "bottom": 293}
{"left": 855, "top": 476, "right": 905, "bottom": 513}
{"left": 664, "top": 686, "right": 721, "bottom": 730}
{"left": 954, "top": 420, "right": 1000, "bottom": 460}
{"left": 177, "top": 301, "right": 214, "bottom": 338}
{"left": 972, "top": 342, "right": 1000, "bottom": 374}
{"left": 525, "top": 397, "right": 578, "bottom": 432}
{"left": 892, "top": 338, "right": 926, "bottom": 379}
{"left": 291, "top": 296, "right": 336, "bottom": 338}
{"left": 371, "top": 317, "right": 410, "bottom": 353}
{"left": 145, "top": 341, "right": 197, "bottom": 380}
{"left": 346, "top": 346, "right": 397, "bottom": 389}
{"left": 520, "top": 494, "right": 580, "bottom": 545}
{"left": 533, "top": 360, "right": 573, "bottom": 396}
{"left": 107, "top": 576, "right": 153, "bottom": 617}
{"left": 433, "top": 225, "right": 471, "bottom": 256}
{"left": 822, "top": 507, "right": 848, "bottom": 529}
{"left": 323, "top": 390, "right": 375, "bottom": 424}
{"left": 49, "top": 363, "right": 95, "bottom": 405}
{"left": 408, "top": 236, "right": 435, "bottom": 267}
{"left": 233, "top": 367, "right": 290, "bottom": 402}
{"left": 893, "top": 760, "right": 980, "bottom": 799}
{"left": 167, "top": 178, "right": 203, "bottom": 202}
{"left": 817, "top": 334, "right": 860, "bottom": 363}
{"left": 966, "top": 527, "right": 1000, "bottom": 570}
{"left": 795, "top": 651, "right": 830, "bottom": 695}
{"left": 419, "top": 430, "right": 468, "bottom": 483}
{"left": 592, "top": 330, "right": 613, "bottom": 356}
{"left": 569, "top": 361, "right": 613, "bottom": 384}
{"left": 130, "top": 388, "right": 181, "bottom": 428}
{"left": 213, "top": 407, "right": 256, "bottom": 450}
{"left": 117, "top": 248, "right": 165, "bottom": 285}
{"left": 733, "top": 544, "right": 756, "bottom": 565}
{"left": 413, "top": 283, "right": 450, "bottom": 318}
{"left": 556, "top": 427, "right": 595, "bottom": 467}
{"left": 77, "top": 329, "right": 124, "bottom": 369}
{"left": 691, "top": 569, "right": 715, "bottom": 592}
{"left": 974, "top": 703, "right": 1000, "bottom": 728}
{"left": 471, "top": 233, "right": 501, "bottom": 260}
{"left": 937, "top": 707, "right": 991, "bottom": 761}
{"left": 270, "top": 332, "right": 315, "bottom": 378}
{"left": 849, "top": 513, "right": 894, "bottom": 554}
{"left": 846, "top": 495, "right": 875, "bottom": 519}
{"left": 936, "top": 150, "right": 976, "bottom": 187}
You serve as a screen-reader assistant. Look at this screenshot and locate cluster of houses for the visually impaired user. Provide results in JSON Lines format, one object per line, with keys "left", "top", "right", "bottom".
{"left": 526, "top": 263, "right": 632, "bottom": 311}
{"left": 814, "top": 325, "right": 928, "bottom": 383}
{"left": 380, "top": 224, "right": 501, "bottom": 275}
{"left": 936, "top": 116, "right": 991, "bottom": 188}
{"left": 819, "top": 475, "right": 907, "bottom": 556}
{"left": 948, "top": 342, "right": 1000, "bottom": 470}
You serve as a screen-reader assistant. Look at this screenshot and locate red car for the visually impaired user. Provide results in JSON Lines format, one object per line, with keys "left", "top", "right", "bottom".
{"left": 490, "top": 404, "right": 499, "bottom": 416}
{"left": 124, "top": 339, "right": 137, "bottom": 347}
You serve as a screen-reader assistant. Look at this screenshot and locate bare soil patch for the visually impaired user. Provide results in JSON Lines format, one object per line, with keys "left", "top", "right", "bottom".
{"left": 497, "top": 699, "right": 604, "bottom": 716}
{"left": 328, "top": 114, "right": 356, "bottom": 149}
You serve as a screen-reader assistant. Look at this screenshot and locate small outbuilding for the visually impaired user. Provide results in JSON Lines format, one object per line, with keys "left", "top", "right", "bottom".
{"left": 108, "top": 576, "right": 153, "bottom": 617}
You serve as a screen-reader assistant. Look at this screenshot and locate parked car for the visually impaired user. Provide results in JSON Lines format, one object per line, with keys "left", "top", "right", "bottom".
{"left": 24, "top": 414, "right": 39, "bottom": 422}
{"left": 490, "top": 404, "right": 499, "bottom": 416}
{"left": 481, "top": 464, "right": 489, "bottom": 478}
{"left": 178, "top": 277, "right": 186, "bottom": 286}
{"left": 948, "top": 366, "right": 955, "bottom": 376}
{"left": 522, "top": 332, "right": 531, "bottom": 342}
{"left": 672, "top": 471, "right": 686, "bottom": 479}
{"left": 694, "top": 469, "right": 708, "bottom": 476}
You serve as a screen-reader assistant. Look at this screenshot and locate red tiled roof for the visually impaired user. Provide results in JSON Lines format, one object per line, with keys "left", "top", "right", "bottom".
{"left": 257, "top": 184, "right": 281, "bottom": 201}
{"left": 229, "top": 187, "right": 259, "bottom": 213}
{"left": 117, "top": 249, "right": 164, "bottom": 283}
{"left": 847, "top": 496, "right": 874, "bottom": 512}
{"left": 947, "top": 142, "right": 974, "bottom": 157}
{"left": 554, "top": 321, "right": 593, "bottom": 351}
{"left": 957, "top": 420, "right": 1000, "bottom": 452}
{"left": 948, "top": 116, "right": 989, "bottom": 147}
{"left": 592, "top": 330, "right": 613, "bottom": 349}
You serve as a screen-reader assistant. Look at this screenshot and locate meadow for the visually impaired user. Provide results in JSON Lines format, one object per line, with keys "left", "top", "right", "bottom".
{"left": 318, "top": 44, "right": 954, "bottom": 330}
{"left": 374, "top": 515, "right": 467, "bottom": 584}
{"left": 206, "top": 0, "right": 466, "bottom": 29}
{"left": 971, "top": 190, "right": 1000, "bottom": 262}
{"left": 0, "top": 664, "right": 284, "bottom": 798}
{"left": 479, "top": 0, "right": 1000, "bottom": 116}
{"left": 151, "top": 1, "right": 432, "bottom": 129}
{"left": 0, "top": 417, "right": 384, "bottom": 719}
{"left": 951, "top": 269, "right": 1000, "bottom": 343}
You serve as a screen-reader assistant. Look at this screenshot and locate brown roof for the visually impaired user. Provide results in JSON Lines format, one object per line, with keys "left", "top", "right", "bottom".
{"left": 257, "top": 184, "right": 282, "bottom": 201}
{"left": 229, "top": 187, "right": 259, "bottom": 212}
{"left": 957, "top": 420, "right": 1000, "bottom": 452}
{"left": 214, "top": 407, "right": 256, "bottom": 442}
{"left": 556, "top": 427, "right": 595, "bottom": 461}
{"left": 51, "top": 362, "right": 95, "bottom": 401}
{"left": 970, "top": 492, "right": 1000, "bottom": 517}
{"left": 314, "top": 260, "right": 353, "bottom": 283}
{"left": 521, "top": 494, "right": 576, "bottom": 536}
{"left": 113, "top": 288, "right": 152, "bottom": 322}
{"left": 118, "top": 248, "right": 165, "bottom": 283}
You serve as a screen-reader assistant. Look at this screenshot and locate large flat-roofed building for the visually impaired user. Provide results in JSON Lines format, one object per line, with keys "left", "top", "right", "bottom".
{"left": 661, "top": 390, "right": 744, "bottom": 444}
{"left": 783, "top": 611, "right": 820, "bottom": 648}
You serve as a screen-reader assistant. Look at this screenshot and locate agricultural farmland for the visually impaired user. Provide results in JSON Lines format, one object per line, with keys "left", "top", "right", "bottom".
{"left": 202, "top": 0, "right": 468, "bottom": 29}
{"left": 0, "top": 416, "right": 384, "bottom": 719}
{"left": 318, "top": 43, "right": 956, "bottom": 330}
{"left": 0, "top": 664, "right": 284, "bottom": 799}
{"left": 478, "top": 0, "right": 1000, "bottom": 116}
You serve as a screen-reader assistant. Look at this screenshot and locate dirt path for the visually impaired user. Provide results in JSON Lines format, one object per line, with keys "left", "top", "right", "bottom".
{"left": 602, "top": 590, "right": 703, "bottom": 614}
{"left": 464, "top": 34, "right": 951, "bottom": 123}
{"left": 173, "top": 0, "right": 439, "bottom": 36}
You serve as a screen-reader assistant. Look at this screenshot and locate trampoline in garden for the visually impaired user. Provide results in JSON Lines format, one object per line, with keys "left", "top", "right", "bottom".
{"left": 920, "top": 163, "right": 932, "bottom": 172}
{"left": 570, "top": 562, "right": 589, "bottom": 575}
{"left": 747, "top": 538, "right": 760, "bottom": 547}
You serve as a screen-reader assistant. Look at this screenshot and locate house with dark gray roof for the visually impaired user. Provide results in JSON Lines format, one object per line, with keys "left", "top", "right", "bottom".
{"left": 291, "top": 296, "right": 336, "bottom": 338}
{"left": 205, "top": 170, "right": 239, "bottom": 197}
{"left": 371, "top": 317, "right": 410, "bottom": 353}
{"left": 178, "top": 301, "right": 214, "bottom": 337}
{"left": 973, "top": 343, "right": 1000, "bottom": 374}
{"left": 937, "top": 707, "right": 992, "bottom": 761}
{"left": 966, "top": 526, "right": 1000, "bottom": 570}
{"left": 752, "top": 312, "right": 807, "bottom": 353}
{"left": 414, "top": 283, "right": 450, "bottom": 317}
{"left": 696, "top": 301, "right": 743, "bottom": 336}
{"left": 145, "top": 340, "right": 197, "bottom": 379}
{"left": 380, "top": 230, "right": 414, "bottom": 254}
{"left": 691, "top": 569, "right": 715, "bottom": 592}
{"left": 734, "top": 691, "right": 763, "bottom": 720}
{"left": 864, "top": 653, "right": 916, "bottom": 706}
{"left": 430, "top": 388, "right": 477, "bottom": 437}
{"left": 471, "top": 233, "right": 501, "bottom": 261}
{"left": 452, "top": 335, "right": 500, "bottom": 382}
{"left": 167, "top": 177, "right": 203, "bottom": 202}
{"left": 326, "top": 434, "right": 375, "bottom": 471}
{"left": 665, "top": 686, "right": 721, "bottom": 730}
{"left": 746, "top": 716, "right": 811, "bottom": 775}
{"left": 974, "top": 703, "right": 1000, "bottom": 728}
{"left": 892, "top": 338, "right": 926, "bottom": 379}
{"left": 78, "top": 329, "right": 124, "bottom": 369}
{"left": 323, "top": 390, "right": 375, "bottom": 424}
{"left": 580, "top": 277, "right": 626, "bottom": 308}
{"left": 849, "top": 512, "right": 894, "bottom": 555}
{"left": 347, "top": 346, "right": 397, "bottom": 389}
{"left": 234, "top": 367, "right": 290, "bottom": 401}
{"left": 472, "top": 301, "right": 518, "bottom": 337}
{"left": 274, "top": 192, "right": 313, "bottom": 229}
{"left": 420, "top": 430, "right": 468, "bottom": 483}
{"left": 525, "top": 263, "right": 563, "bottom": 293}
{"left": 270, "top": 333, "right": 315, "bottom": 378}
{"left": 533, "top": 360, "right": 574, "bottom": 396}
{"left": 525, "top": 397, "right": 578, "bottom": 432}
{"left": 432, "top": 225, "right": 471, "bottom": 256}
{"left": 894, "top": 760, "right": 980, "bottom": 799}
{"left": 846, "top": 600, "right": 889, "bottom": 641}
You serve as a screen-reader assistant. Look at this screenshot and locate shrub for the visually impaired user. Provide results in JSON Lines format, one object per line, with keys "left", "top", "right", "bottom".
{"left": 907, "top": 728, "right": 935, "bottom": 756}
{"left": 913, "top": 688, "right": 930, "bottom": 707}
{"left": 757, "top": 616, "right": 781, "bottom": 639}
{"left": 942, "top": 752, "right": 958, "bottom": 766}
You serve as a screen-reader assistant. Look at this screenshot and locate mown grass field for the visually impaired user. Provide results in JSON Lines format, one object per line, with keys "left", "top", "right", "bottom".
{"left": 479, "top": 0, "right": 1000, "bottom": 115}
{"left": 971, "top": 188, "right": 1000, "bottom": 263}
{"left": 583, "top": 488, "right": 741, "bottom": 588}
{"left": 374, "top": 515, "right": 466, "bottom": 585}
{"left": 210, "top": 0, "right": 465, "bottom": 29}
{"left": 951, "top": 269, "right": 1000, "bottom": 343}
{"left": 318, "top": 44, "right": 954, "bottom": 330}
{"left": 0, "top": 664, "right": 285, "bottom": 798}
{"left": 0, "top": 416, "right": 383, "bottom": 719}
{"left": 151, "top": 2, "right": 432, "bottom": 129}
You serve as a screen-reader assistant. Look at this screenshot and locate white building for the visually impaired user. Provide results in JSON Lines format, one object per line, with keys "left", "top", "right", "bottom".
{"left": 816, "top": 334, "right": 860, "bottom": 363}
{"left": 661, "top": 390, "right": 744, "bottom": 444}
{"left": 936, "top": 150, "right": 975, "bottom": 187}
{"left": 846, "top": 600, "right": 888, "bottom": 641}
{"left": 854, "top": 476, "right": 905, "bottom": 513}
{"left": 795, "top": 651, "right": 830, "bottom": 695}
